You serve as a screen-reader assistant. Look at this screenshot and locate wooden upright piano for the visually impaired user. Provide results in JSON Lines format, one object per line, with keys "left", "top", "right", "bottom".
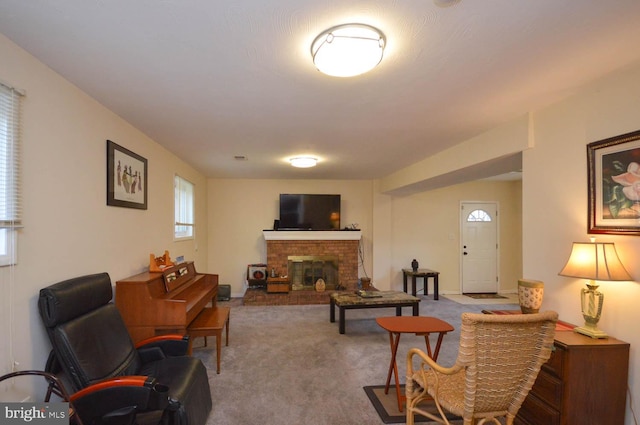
{"left": 115, "top": 261, "right": 218, "bottom": 343}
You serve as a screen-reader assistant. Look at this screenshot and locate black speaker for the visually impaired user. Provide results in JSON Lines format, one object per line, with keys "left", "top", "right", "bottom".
{"left": 273, "top": 219, "right": 280, "bottom": 230}
{"left": 217, "top": 284, "right": 231, "bottom": 301}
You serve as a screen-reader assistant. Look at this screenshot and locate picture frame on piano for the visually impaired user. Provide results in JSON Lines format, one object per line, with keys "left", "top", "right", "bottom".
{"left": 162, "top": 262, "right": 196, "bottom": 292}
{"left": 107, "top": 140, "right": 148, "bottom": 210}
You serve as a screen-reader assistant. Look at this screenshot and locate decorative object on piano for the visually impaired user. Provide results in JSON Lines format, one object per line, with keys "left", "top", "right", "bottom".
{"left": 247, "top": 263, "right": 268, "bottom": 288}
{"left": 106, "top": 140, "right": 148, "bottom": 210}
{"left": 315, "top": 278, "right": 326, "bottom": 292}
{"left": 517, "top": 279, "right": 544, "bottom": 314}
{"left": 150, "top": 250, "right": 174, "bottom": 272}
{"left": 411, "top": 259, "right": 419, "bottom": 272}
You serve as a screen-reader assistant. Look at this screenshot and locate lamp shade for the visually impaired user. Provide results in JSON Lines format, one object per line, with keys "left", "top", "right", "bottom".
{"left": 558, "top": 242, "right": 632, "bottom": 281}
{"left": 311, "top": 24, "right": 386, "bottom": 77}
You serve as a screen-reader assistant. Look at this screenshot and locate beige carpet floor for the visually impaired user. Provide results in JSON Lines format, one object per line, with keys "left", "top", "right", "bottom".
{"left": 191, "top": 294, "right": 518, "bottom": 425}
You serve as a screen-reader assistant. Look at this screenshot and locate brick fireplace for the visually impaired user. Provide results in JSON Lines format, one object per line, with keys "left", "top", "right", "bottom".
{"left": 243, "top": 230, "right": 361, "bottom": 305}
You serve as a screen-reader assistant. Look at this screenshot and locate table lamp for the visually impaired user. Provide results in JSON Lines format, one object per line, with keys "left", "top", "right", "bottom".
{"left": 558, "top": 239, "right": 632, "bottom": 338}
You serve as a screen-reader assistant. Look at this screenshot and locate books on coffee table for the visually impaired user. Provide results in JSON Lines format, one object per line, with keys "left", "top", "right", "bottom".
{"left": 356, "top": 290, "right": 382, "bottom": 298}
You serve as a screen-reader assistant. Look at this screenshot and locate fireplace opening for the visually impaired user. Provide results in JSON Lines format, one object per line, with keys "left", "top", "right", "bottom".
{"left": 288, "top": 255, "right": 339, "bottom": 290}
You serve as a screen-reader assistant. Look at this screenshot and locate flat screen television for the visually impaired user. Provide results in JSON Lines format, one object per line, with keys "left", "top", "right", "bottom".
{"left": 278, "top": 194, "right": 341, "bottom": 230}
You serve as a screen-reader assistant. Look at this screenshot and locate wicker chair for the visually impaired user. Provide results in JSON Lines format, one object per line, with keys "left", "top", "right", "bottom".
{"left": 405, "top": 311, "right": 558, "bottom": 425}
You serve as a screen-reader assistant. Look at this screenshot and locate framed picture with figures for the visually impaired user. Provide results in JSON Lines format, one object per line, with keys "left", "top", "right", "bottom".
{"left": 107, "top": 140, "right": 148, "bottom": 210}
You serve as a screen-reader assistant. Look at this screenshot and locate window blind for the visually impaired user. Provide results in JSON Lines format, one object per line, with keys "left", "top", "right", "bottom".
{"left": 174, "top": 175, "right": 194, "bottom": 239}
{"left": 0, "top": 80, "right": 23, "bottom": 375}
{"left": 0, "top": 82, "right": 23, "bottom": 268}
{"left": 0, "top": 82, "right": 23, "bottom": 228}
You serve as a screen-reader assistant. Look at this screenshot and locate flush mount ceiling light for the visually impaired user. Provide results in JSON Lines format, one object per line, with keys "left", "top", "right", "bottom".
{"left": 434, "top": 0, "right": 462, "bottom": 7}
{"left": 311, "top": 24, "right": 386, "bottom": 77}
{"left": 289, "top": 156, "right": 318, "bottom": 168}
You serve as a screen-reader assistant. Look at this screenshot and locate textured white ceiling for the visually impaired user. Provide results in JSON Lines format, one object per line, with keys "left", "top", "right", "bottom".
{"left": 2, "top": 0, "right": 640, "bottom": 180}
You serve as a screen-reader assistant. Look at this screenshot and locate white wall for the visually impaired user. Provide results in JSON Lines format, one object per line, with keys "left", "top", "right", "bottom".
{"left": 205, "top": 176, "right": 522, "bottom": 296}
{"left": 373, "top": 179, "right": 522, "bottom": 293}
{"left": 0, "top": 34, "right": 209, "bottom": 397}
{"left": 381, "top": 114, "right": 529, "bottom": 194}
{"left": 207, "top": 179, "right": 374, "bottom": 296}
{"left": 524, "top": 60, "right": 640, "bottom": 424}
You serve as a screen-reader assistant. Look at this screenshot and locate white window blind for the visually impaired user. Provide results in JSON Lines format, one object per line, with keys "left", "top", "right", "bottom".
{"left": 174, "top": 175, "right": 194, "bottom": 239}
{"left": 0, "top": 82, "right": 23, "bottom": 266}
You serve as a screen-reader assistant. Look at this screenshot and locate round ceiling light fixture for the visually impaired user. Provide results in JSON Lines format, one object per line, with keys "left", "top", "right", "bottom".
{"left": 289, "top": 156, "right": 318, "bottom": 168}
{"left": 311, "top": 24, "right": 386, "bottom": 77}
{"left": 434, "top": 0, "right": 462, "bottom": 7}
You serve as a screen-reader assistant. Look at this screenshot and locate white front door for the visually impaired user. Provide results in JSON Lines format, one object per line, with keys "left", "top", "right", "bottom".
{"left": 461, "top": 202, "right": 498, "bottom": 293}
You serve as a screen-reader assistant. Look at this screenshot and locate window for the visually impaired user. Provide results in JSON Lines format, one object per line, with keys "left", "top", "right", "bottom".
{"left": 466, "top": 209, "right": 492, "bottom": 222}
{"left": 0, "top": 82, "right": 23, "bottom": 266}
{"left": 174, "top": 175, "right": 194, "bottom": 239}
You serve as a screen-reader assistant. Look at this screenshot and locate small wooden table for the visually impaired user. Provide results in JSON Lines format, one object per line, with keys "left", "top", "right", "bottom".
{"left": 402, "top": 268, "right": 440, "bottom": 299}
{"left": 267, "top": 277, "right": 289, "bottom": 293}
{"left": 376, "top": 316, "right": 454, "bottom": 412}
{"left": 187, "top": 306, "right": 230, "bottom": 374}
{"left": 330, "top": 291, "right": 421, "bottom": 334}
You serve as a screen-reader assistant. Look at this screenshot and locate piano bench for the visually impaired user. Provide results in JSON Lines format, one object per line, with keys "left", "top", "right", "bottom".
{"left": 187, "top": 306, "right": 230, "bottom": 374}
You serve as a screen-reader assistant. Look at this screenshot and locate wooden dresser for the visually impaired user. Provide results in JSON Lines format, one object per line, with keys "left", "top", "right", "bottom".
{"left": 515, "top": 330, "right": 629, "bottom": 425}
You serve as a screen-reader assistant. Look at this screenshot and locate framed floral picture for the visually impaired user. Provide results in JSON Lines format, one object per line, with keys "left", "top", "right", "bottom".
{"left": 106, "top": 140, "right": 148, "bottom": 209}
{"left": 588, "top": 130, "right": 640, "bottom": 235}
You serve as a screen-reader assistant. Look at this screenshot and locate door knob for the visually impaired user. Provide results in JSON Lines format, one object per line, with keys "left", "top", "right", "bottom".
{"left": 463, "top": 252, "right": 468, "bottom": 255}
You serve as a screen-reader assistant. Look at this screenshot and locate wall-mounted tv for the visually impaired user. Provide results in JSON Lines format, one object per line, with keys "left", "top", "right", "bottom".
{"left": 278, "top": 194, "right": 341, "bottom": 230}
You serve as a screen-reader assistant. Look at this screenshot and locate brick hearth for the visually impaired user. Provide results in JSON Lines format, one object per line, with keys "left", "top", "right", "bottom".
{"left": 243, "top": 288, "right": 332, "bottom": 306}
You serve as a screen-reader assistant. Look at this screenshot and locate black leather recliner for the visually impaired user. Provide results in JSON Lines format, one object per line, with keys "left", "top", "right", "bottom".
{"left": 38, "top": 273, "right": 212, "bottom": 425}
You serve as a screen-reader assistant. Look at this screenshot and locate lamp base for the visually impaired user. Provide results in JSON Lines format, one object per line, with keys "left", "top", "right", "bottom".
{"left": 574, "top": 325, "right": 608, "bottom": 339}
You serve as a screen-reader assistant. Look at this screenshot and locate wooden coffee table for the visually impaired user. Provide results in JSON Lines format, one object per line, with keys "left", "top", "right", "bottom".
{"left": 329, "top": 291, "right": 420, "bottom": 334}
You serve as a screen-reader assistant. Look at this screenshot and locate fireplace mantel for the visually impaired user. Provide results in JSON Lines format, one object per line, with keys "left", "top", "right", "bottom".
{"left": 263, "top": 230, "right": 361, "bottom": 241}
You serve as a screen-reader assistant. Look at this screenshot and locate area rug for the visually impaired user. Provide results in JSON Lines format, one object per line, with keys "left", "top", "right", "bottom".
{"left": 363, "top": 385, "right": 461, "bottom": 424}
{"left": 442, "top": 293, "right": 519, "bottom": 305}
{"left": 464, "top": 293, "right": 508, "bottom": 299}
